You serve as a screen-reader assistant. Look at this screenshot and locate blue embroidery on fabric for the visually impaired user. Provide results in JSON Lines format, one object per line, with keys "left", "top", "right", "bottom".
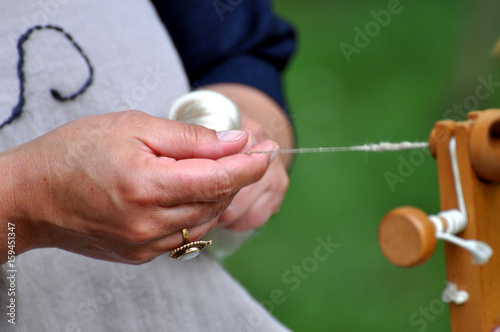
{"left": 0, "top": 25, "right": 94, "bottom": 129}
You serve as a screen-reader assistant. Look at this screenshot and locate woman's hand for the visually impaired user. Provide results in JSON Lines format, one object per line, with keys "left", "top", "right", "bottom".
{"left": 0, "top": 111, "right": 277, "bottom": 264}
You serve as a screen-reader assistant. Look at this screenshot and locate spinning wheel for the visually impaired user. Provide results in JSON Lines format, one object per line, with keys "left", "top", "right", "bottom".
{"left": 379, "top": 109, "right": 500, "bottom": 332}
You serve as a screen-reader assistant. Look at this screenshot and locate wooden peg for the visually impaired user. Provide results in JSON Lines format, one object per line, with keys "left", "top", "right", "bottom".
{"left": 379, "top": 206, "right": 437, "bottom": 267}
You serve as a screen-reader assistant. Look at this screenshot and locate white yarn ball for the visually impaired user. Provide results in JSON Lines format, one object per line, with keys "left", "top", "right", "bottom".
{"left": 168, "top": 90, "right": 241, "bottom": 131}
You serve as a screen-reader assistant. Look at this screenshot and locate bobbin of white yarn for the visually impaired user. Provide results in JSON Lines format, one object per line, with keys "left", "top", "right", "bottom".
{"left": 168, "top": 90, "right": 241, "bottom": 131}
{"left": 428, "top": 213, "right": 492, "bottom": 265}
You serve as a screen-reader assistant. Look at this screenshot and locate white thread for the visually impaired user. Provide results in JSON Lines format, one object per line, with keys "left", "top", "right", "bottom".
{"left": 428, "top": 210, "right": 466, "bottom": 237}
{"left": 438, "top": 210, "right": 465, "bottom": 234}
{"left": 439, "top": 232, "right": 492, "bottom": 264}
{"left": 441, "top": 282, "right": 469, "bottom": 305}
{"left": 426, "top": 137, "right": 493, "bottom": 265}
{"left": 246, "top": 141, "right": 429, "bottom": 155}
{"left": 168, "top": 90, "right": 241, "bottom": 131}
{"left": 449, "top": 138, "right": 467, "bottom": 217}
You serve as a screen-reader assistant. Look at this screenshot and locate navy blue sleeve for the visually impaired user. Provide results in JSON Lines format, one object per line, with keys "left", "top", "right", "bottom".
{"left": 151, "top": 0, "right": 296, "bottom": 110}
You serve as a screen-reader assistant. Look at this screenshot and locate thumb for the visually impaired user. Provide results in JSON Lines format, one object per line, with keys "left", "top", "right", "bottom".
{"left": 142, "top": 119, "right": 249, "bottom": 160}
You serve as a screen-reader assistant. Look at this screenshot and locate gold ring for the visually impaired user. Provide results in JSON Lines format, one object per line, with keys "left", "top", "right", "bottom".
{"left": 169, "top": 228, "right": 212, "bottom": 261}
{"left": 182, "top": 228, "right": 190, "bottom": 244}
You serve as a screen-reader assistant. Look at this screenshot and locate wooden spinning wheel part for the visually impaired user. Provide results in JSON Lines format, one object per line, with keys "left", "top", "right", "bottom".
{"left": 379, "top": 206, "right": 437, "bottom": 268}
{"left": 469, "top": 109, "right": 500, "bottom": 182}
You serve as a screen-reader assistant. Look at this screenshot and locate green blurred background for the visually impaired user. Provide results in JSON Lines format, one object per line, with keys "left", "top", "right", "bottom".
{"left": 224, "top": 1, "right": 500, "bottom": 331}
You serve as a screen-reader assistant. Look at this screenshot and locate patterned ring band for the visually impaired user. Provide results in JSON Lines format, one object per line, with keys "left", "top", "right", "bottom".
{"left": 169, "top": 228, "right": 212, "bottom": 261}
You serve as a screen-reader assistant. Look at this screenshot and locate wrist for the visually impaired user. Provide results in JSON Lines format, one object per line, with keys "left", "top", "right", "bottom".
{"left": 0, "top": 146, "right": 45, "bottom": 263}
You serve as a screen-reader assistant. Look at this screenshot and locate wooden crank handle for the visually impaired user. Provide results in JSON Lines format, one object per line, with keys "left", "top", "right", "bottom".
{"left": 378, "top": 206, "right": 437, "bottom": 268}
{"left": 469, "top": 109, "right": 500, "bottom": 182}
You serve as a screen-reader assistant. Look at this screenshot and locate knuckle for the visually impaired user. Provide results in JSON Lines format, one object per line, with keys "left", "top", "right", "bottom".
{"left": 122, "top": 221, "right": 154, "bottom": 244}
{"left": 184, "top": 196, "right": 233, "bottom": 227}
{"left": 117, "top": 172, "right": 156, "bottom": 206}
{"left": 182, "top": 124, "right": 206, "bottom": 151}
{"left": 188, "top": 201, "right": 228, "bottom": 224}
{"left": 120, "top": 188, "right": 146, "bottom": 208}
{"left": 185, "top": 204, "right": 208, "bottom": 223}
{"left": 209, "top": 168, "right": 235, "bottom": 201}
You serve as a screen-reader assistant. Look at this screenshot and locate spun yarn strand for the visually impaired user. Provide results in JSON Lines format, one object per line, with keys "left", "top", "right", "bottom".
{"left": 245, "top": 141, "right": 429, "bottom": 155}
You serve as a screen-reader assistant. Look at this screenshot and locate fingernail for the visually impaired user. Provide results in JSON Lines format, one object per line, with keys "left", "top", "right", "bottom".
{"left": 216, "top": 130, "right": 246, "bottom": 142}
{"left": 270, "top": 146, "right": 280, "bottom": 164}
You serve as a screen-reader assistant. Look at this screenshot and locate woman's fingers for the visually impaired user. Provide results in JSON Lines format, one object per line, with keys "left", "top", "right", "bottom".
{"left": 218, "top": 158, "right": 289, "bottom": 232}
{"left": 150, "top": 140, "right": 277, "bottom": 205}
